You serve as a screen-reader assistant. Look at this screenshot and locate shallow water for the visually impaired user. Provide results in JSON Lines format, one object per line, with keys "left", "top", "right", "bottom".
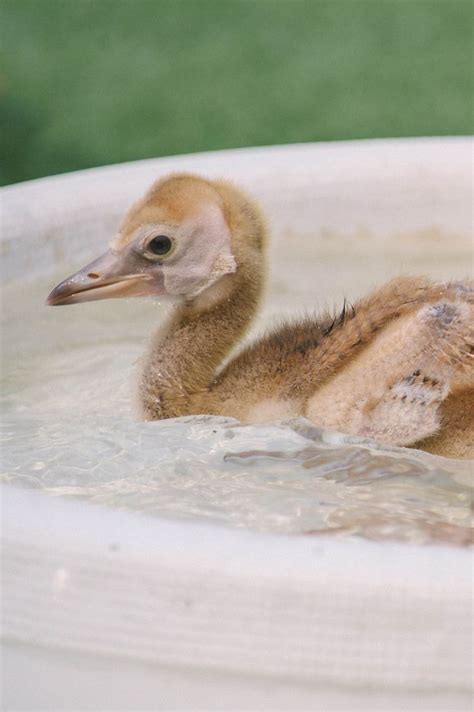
{"left": 1, "top": 273, "right": 472, "bottom": 546}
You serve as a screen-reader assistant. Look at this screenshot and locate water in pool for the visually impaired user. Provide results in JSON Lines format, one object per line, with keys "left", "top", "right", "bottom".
{"left": 1, "top": 270, "right": 472, "bottom": 546}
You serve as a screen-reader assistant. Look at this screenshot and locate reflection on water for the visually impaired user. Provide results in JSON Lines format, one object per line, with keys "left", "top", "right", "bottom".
{"left": 1, "top": 275, "right": 472, "bottom": 546}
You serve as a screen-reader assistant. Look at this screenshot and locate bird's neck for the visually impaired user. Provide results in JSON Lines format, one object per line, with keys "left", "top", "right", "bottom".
{"left": 139, "top": 262, "right": 263, "bottom": 419}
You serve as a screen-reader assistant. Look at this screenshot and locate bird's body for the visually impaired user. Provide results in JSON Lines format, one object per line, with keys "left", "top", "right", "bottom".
{"left": 48, "top": 174, "right": 474, "bottom": 458}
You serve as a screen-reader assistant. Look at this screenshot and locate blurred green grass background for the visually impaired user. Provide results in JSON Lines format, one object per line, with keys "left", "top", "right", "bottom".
{"left": 1, "top": 0, "right": 471, "bottom": 186}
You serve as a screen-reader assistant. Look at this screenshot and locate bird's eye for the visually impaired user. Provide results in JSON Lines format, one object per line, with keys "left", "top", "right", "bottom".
{"left": 146, "top": 235, "right": 173, "bottom": 257}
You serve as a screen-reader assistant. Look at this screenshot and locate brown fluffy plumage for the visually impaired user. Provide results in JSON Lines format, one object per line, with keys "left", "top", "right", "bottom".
{"left": 48, "top": 174, "right": 474, "bottom": 458}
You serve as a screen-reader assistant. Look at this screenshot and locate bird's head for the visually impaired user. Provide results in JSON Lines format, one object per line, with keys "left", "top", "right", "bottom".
{"left": 47, "top": 173, "right": 264, "bottom": 307}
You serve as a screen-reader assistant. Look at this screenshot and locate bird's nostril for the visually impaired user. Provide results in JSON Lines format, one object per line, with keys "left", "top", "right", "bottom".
{"left": 87, "top": 272, "right": 100, "bottom": 280}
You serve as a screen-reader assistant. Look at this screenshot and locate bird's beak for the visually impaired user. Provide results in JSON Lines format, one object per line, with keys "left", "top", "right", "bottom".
{"left": 46, "top": 249, "right": 161, "bottom": 306}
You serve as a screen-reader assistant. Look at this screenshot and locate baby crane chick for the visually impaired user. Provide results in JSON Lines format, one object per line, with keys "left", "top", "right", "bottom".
{"left": 47, "top": 173, "right": 474, "bottom": 458}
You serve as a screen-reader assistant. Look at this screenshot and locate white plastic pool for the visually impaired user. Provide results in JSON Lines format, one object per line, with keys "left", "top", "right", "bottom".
{"left": 1, "top": 138, "right": 473, "bottom": 711}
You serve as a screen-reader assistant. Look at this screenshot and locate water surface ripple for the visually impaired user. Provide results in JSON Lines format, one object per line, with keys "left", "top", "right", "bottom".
{"left": 1, "top": 275, "right": 472, "bottom": 546}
